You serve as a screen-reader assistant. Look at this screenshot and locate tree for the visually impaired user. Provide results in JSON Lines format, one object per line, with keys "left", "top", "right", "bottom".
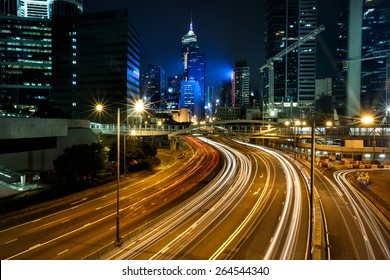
{"left": 108, "top": 137, "right": 158, "bottom": 172}
{"left": 53, "top": 143, "right": 105, "bottom": 188}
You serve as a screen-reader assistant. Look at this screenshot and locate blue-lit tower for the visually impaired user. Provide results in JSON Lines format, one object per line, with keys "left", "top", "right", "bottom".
{"left": 180, "top": 18, "right": 206, "bottom": 121}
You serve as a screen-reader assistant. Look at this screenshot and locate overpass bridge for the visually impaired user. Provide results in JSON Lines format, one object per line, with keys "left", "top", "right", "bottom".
{"left": 90, "top": 120, "right": 278, "bottom": 138}
{"left": 90, "top": 120, "right": 390, "bottom": 161}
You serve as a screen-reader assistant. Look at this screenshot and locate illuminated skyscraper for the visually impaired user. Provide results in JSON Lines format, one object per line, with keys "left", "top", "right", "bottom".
{"left": 141, "top": 64, "right": 164, "bottom": 108}
{"left": 233, "top": 60, "right": 250, "bottom": 107}
{"left": 0, "top": 15, "right": 52, "bottom": 114}
{"left": 297, "top": 0, "right": 318, "bottom": 108}
{"left": 0, "top": 0, "right": 83, "bottom": 18}
{"left": 180, "top": 18, "right": 205, "bottom": 120}
{"left": 0, "top": 0, "right": 83, "bottom": 116}
{"left": 361, "top": 0, "right": 390, "bottom": 113}
{"left": 264, "top": 0, "right": 318, "bottom": 116}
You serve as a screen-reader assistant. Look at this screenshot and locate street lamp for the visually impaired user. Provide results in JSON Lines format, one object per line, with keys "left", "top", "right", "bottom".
{"left": 285, "top": 120, "right": 305, "bottom": 160}
{"left": 115, "top": 107, "right": 122, "bottom": 246}
{"left": 95, "top": 102, "right": 145, "bottom": 247}
{"left": 135, "top": 99, "right": 144, "bottom": 113}
{"left": 362, "top": 115, "right": 376, "bottom": 162}
{"left": 135, "top": 100, "right": 144, "bottom": 128}
{"left": 95, "top": 104, "right": 103, "bottom": 124}
{"left": 309, "top": 120, "right": 315, "bottom": 260}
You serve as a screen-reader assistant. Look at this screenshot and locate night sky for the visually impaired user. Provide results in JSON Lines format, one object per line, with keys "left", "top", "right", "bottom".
{"left": 83, "top": 0, "right": 337, "bottom": 90}
{"left": 83, "top": 0, "right": 266, "bottom": 89}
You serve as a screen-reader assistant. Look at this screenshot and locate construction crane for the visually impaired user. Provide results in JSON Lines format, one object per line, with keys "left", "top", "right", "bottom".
{"left": 260, "top": 25, "right": 325, "bottom": 115}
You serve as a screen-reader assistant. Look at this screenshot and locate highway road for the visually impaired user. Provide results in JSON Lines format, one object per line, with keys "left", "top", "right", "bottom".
{"left": 104, "top": 137, "right": 310, "bottom": 260}
{"left": 289, "top": 155, "right": 390, "bottom": 259}
{"left": 2, "top": 135, "right": 386, "bottom": 260}
{"left": 0, "top": 136, "right": 220, "bottom": 259}
{"left": 321, "top": 168, "right": 389, "bottom": 259}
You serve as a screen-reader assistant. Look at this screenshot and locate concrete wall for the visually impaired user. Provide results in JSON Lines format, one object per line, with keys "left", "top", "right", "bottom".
{"left": 0, "top": 118, "right": 97, "bottom": 171}
{"left": 0, "top": 118, "right": 68, "bottom": 139}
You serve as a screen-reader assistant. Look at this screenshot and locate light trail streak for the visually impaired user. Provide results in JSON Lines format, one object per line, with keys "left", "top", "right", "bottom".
{"left": 233, "top": 141, "right": 304, "bottom": 260}
{"left": 333, "top": 170, "right": 390, "bottom": 259}
{"left": 105, "top": 137, "right": 238, "bottom": 259}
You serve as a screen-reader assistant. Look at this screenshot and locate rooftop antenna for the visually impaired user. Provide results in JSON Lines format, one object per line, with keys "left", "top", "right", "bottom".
{"left": 190, "top": 10, "right": 193, "bottom": 30}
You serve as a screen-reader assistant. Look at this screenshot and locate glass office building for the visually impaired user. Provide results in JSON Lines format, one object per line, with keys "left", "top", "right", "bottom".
{"left": 181, "top": 20, "right": 205, "bottom": 120}
{"left": 51, "top": 9, "right": 140, "bottom": 123}
{"left": 0, "top": 15, "right": 52, "bottom": 114}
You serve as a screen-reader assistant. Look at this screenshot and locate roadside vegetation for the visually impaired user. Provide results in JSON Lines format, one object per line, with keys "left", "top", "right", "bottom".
{"left": 0, "top": 140, "right": 159, "bottom": 214}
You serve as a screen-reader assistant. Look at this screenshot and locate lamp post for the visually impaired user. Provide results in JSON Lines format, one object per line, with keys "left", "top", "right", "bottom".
{"left": 95, "top": 104, "right": 103, "bottom": 124}
{"left": 96, "top": 101, "right": 145, "bottom": 247}
{"left": 362, "top": 116, "right": 376, "bottom": 162}
{"left": 309, "top": 120, "right": 315, "bottom": 260}
{"left": 294, "top": 120, "right": 302, "bottom": 160}
{"left": 285, "top": 120, "right": 305, "bottom": 160}
{"left": 115, "top": 107, "right": 122, "bottom": 246}
{"left": 96, "top": 104, "right": 121, "bottom": 245}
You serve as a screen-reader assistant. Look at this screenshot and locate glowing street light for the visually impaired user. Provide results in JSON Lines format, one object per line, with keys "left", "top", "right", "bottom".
{"left": 361, "top": 115, "right": 374, "bottom": 125}
{"left": 95, "top": 104, "right": 104, "bottom": 123}
{"left": 96, "top": 104, "right": 103, "bottom": 112}
{"left": 361, "top": 115, "right": 376, "bottom": 162}
{"left": 135, "top": 100, "right": 144, "bottom": 113}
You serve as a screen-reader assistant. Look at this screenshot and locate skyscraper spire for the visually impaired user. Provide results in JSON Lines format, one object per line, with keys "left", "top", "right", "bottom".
{"left": 182, "top": 10, "right": 197, "bottom": 44}
{"left": 190, "top": 10, "right": 193, "bottom": 31}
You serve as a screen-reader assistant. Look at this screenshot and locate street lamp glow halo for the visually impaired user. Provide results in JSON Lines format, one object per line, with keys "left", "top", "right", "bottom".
{"left": 96, "top": 104, "right": 104, "bottom": 112}
{"left": 135, "top": 100, "right": 144, "bottom": 113}
{"left": 361, "top": 115, "right": 374, "bottom": 125}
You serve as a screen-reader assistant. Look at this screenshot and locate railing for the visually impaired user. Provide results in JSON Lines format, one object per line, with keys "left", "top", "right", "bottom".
{"left": 90, "top": 123, "right": 191, "bottom": 135}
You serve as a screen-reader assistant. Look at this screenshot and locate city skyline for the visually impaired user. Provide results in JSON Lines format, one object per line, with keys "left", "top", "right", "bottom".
{"left": 83, "top": 0, "right": 267, "bottom": 88}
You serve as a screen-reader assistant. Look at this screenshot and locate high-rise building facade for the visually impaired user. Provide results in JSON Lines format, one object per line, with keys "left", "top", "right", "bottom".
{"left": 233, "top": 60, "right": 250, "bottom": 107}
{"left": 264, "top": 0, "right": 318, "bottom": 116}
{"left": 264, "top": 0, "right": 299, "bottom": 114}
{"left": 140, "top": 64, "right": 163, "bottom": 108}
{"left": 0, "top": 0, "right": 19, "bottom": 15}
{"left": 180, "top": 80, "right": 201, "bottom": 122}
{"left": 166, "top": 75, "right": 183, "bottom": 110}
{"left": 361, "top": 0, "right": 390, "bottom": 114}
{"left": 1, "top": 0, "right": 84, "bottom": 18}
{"left": 297, "top": 0, "right": 317, "bottom": 108}
{"left": 0, "top": 15, "right": 52, "bottom": 114}
{"left": 0, "top": 0, "right": 83, "bottom": 117}
{"left": 51, "top": 9, "right": 140, "bottom": 123}
{"left": 333, "top": 0, "right": 349, "bottom": 116}
{"left": 180, "top": 19, "right": 205, "bottom": 120}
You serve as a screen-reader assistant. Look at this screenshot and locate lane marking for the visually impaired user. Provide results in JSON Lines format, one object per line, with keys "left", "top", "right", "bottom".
{"left": 4, "top": 238, "right": 18, "bottom": 245}
{"left": 57, "top": 249, "right": 69, "bottom": 256}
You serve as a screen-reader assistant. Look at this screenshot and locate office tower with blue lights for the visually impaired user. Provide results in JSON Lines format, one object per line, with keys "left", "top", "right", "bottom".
{"left": 180, "top": 19, "right": 206, "bottom": 121}
{"left": 166, "top": 75, "right": 182, "bottom": 110}
{"left": 51, "top": 9, "right": 140, "bottom": 123}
